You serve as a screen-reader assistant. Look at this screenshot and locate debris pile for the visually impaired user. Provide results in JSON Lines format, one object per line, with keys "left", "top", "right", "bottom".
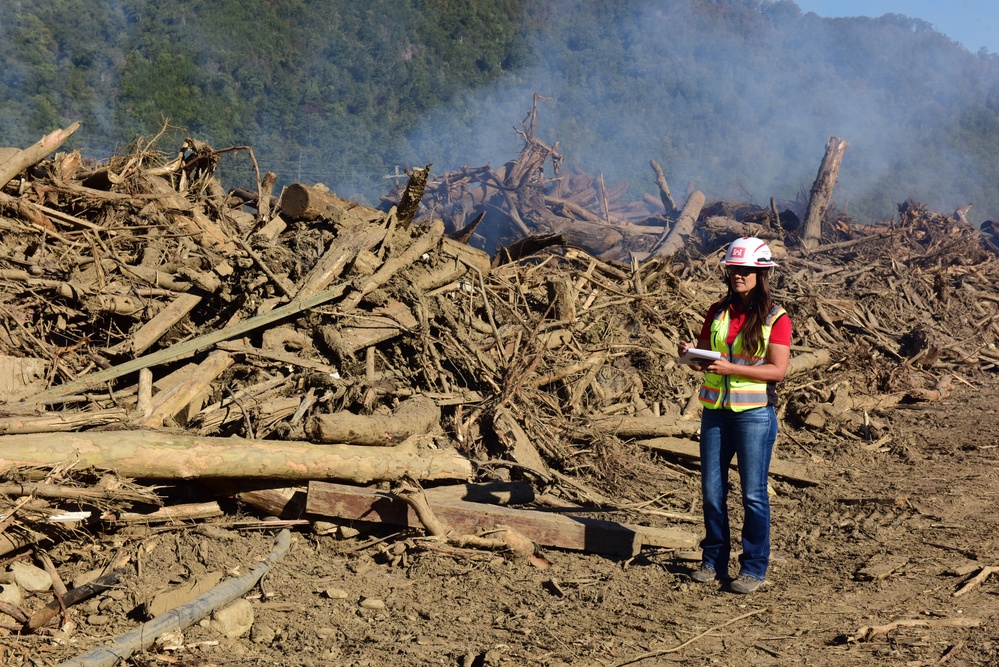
{"left": 0, "top": 118, "right": 997, "bottom": 645}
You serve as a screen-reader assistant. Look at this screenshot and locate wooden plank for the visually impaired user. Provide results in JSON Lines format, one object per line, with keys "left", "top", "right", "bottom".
{"left": 636, "top": 436, "right": 820, "bottom": 486}
{"left": 306, "top": 481, "right": 699, "bottom": 557}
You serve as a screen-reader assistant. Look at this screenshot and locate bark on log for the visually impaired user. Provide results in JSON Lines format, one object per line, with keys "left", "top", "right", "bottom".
{"left": 0, "top": 431, "right": 473, "bottom": 483}
{"left": 306, "top": 395, "right": 442, "bottom": 445}
{"left": 135, "top": 350, "right": 233, "bottom": 427}
{"left": 396, "top": 165, "right": 430, "bottom": 229}
{"left": 27, "top": 569, "right": 124, "bottom": 633}
{"left": 652, "top": 190, "right": 706, "bottom": 258}
{"left": 802, "top": 136, "right": 849, "bottom": 251}
{"left": 0, "top": 409, "right": 127, "bottom": 435}
{"left": 410, "top": 236, "right": 492, "bottom": 292}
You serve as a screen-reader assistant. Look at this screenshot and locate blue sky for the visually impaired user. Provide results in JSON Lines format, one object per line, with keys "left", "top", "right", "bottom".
{"left": 794, "top": 0, "right": 999, "bottom": 54}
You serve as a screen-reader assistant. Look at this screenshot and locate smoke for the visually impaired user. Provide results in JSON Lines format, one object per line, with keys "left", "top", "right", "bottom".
{"left": 393, "top": 0, "right": 996, "bottom": 224}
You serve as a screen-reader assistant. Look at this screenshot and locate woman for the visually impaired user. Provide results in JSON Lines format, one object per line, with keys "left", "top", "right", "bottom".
{"left": 678, "top": 237, "right": 792, "bottom": 594}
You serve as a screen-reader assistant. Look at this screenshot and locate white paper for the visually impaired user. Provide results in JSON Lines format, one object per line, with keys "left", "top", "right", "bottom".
{"left": 679, "top": 348, "right": 721, "bottom": 366}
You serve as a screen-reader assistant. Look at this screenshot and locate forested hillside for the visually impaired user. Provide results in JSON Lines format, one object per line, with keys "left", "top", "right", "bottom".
{"left": 2, "top": 0, "right": 999, "bottom": 224}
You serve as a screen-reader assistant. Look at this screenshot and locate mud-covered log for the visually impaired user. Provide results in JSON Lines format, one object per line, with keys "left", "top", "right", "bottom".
{"left": 0, "top": 431, "right": 473, "bottom": 483}
{"left": 591, "top": 415, "right": 701, "bottom": 439}
{"left": 306, "top": 395, "right": 442, "bottom": 445}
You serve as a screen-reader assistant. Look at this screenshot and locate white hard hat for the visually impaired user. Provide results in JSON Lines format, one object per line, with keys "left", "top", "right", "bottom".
{"left": 721, "top": 236, "right": 777, "bottom": 267}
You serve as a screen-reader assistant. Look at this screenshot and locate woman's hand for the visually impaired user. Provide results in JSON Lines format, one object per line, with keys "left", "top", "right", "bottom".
{"left": 704, "top": 357, "right": 738, "bottom": 375}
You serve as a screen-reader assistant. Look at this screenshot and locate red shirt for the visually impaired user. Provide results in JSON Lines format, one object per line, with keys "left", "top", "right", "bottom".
{"left": 698, "top": 301, "right": 792, "bottom": 348}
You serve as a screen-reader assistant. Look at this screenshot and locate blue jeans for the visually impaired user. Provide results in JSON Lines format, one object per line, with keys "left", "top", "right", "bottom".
{"left": 698, "top": 406, "right": 777, "bottom": 581}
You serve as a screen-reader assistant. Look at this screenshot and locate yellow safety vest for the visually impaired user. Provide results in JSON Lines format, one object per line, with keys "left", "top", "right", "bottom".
{"left": 699, "top": 303, "right": 786, "bottom": 412}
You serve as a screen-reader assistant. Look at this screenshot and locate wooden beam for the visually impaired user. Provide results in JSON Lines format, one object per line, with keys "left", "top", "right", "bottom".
{"left": 306, "top": 481, "right": 699, "bottom": 557}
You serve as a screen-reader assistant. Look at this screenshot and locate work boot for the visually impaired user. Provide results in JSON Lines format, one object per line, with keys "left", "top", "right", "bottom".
{"left": 730, "top": 574, "right": 766, "bottom": 594}
{"left": 689, "top": 566, "right": 718, "bottom": 583}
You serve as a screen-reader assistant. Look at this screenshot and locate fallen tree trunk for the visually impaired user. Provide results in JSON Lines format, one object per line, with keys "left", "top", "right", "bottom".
{"left": 0, "top": 431, "right": 473, "bottom": 483}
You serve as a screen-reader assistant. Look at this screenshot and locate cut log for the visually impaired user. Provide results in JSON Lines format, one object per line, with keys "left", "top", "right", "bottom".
{"left": 802, "top": 136, "right": 849, "bottom": 251}
{"left": 0, "top": 431, "right": 473, "bottom": 483}
{"left": 306, "top": 481, "right": 699, "bottom": 556}
{"left": 636, "top": 436, "right": 820, "bottom": 485}
{"left": 306, "top": 395, "right": 442, "bottom": 446}
{"left": 279, "top": 183, "right": 382, "bottom": 224}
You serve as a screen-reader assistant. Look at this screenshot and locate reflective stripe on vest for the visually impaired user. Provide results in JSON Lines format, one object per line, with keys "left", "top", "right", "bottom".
{"left": 698, "top": 303, "right": 786, "bottom": 412}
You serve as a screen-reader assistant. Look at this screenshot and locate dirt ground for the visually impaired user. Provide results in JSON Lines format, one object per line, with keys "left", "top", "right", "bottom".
{"left": 6, "top": 374, "right": 999, "bottom": 667}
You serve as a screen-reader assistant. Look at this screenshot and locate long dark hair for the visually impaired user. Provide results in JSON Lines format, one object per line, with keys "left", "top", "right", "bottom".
{"left": 723, "top": 267, "right": 773, "bottom": 359}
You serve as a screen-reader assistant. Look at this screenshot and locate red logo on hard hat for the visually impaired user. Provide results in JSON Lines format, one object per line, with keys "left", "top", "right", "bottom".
{"left": 731, "top": 248, "right": 746, "bottom": 258}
